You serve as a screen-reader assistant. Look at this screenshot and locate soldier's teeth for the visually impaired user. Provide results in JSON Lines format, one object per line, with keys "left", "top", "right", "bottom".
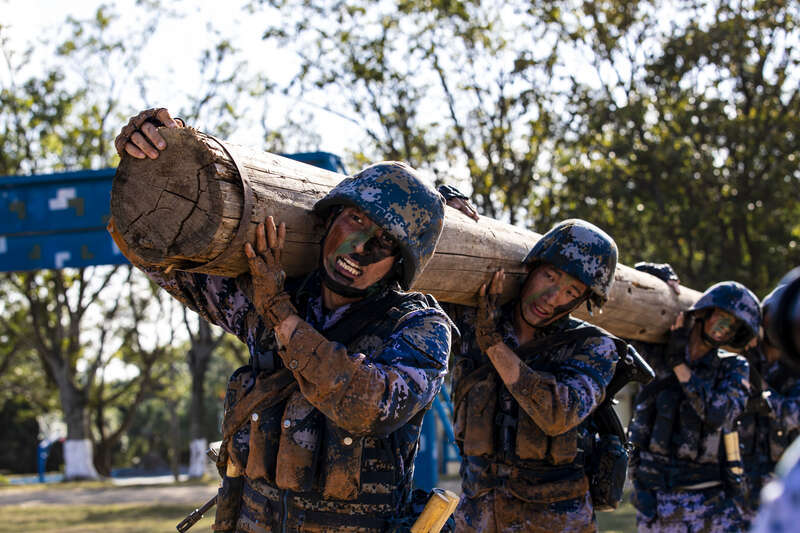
{"left": 337, "top": 257, "right": 362, "bottom": 276}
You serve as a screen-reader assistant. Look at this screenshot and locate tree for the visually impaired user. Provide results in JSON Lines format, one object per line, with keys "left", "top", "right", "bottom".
{"left": 553, "top": 0, "right": 800, "bottom": 294}
{"left": 0, "top": 5, "right": 173, "bottom": 478}
{"left": 256, "top": 0, "right": 574, "bottom": 223}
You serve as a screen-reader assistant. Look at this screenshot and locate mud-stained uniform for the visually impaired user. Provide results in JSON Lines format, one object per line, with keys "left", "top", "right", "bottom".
{"left": 447, "top": 302, "right": 619, "bottom": 533}
{"left": 628, "top": 343, "right": 750, "bottom": 532}
{"left": 145, "top": 268, "right": 452, "bottom": 532}
{"left": 737, "top": 352, "right": 800, "bottom": 526}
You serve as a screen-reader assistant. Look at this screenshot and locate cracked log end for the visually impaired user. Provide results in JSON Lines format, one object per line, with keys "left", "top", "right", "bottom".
{"left": 112, "top": 128, "right": 242, "bottom": 268}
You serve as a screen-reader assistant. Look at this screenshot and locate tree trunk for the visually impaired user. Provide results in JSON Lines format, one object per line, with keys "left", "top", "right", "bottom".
{"left": 112, "top": 128, "right": 701, "bottom": 343}
{"left": 59, "top": 384, "right": 99, "bottom": 480}
{"left": 187, "top": 320, "right": 216, "bottom": 478}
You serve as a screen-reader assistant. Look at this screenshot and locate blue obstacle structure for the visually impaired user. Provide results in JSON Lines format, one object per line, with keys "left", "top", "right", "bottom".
{"left": 413, "top": 389, "right": 461, "bottom": 491}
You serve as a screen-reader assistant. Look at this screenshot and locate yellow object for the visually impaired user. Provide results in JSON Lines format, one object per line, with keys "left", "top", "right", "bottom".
{"left": 411, "top": 488, "right": 460, "bottom": 533}
{"left": 226, "top": 457, "right": 242, "bottom": 478}
{"left": 723, "top": 430, "right": 744, "bottom": 475}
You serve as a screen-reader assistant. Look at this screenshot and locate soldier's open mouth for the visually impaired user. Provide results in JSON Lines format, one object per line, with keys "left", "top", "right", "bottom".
{"left": 335, "top": 255, "right": 363, "bottom": 280}
{"left": 529, "top": 302, "right": 551, "bottom": 319}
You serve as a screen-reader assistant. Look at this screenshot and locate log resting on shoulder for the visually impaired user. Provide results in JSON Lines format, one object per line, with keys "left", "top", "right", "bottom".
{"left": 111, "top": 127, "right": 701, "bottom": 343}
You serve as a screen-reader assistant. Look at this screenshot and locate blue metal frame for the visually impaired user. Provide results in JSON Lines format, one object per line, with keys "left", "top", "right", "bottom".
{"left": 0, "top": 152, "right": 346, "bottom": 273}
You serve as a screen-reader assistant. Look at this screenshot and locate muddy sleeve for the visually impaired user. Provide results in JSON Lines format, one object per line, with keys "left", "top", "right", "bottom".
{"left": 680, "top": 353, "right": 749, "bottom": 430}
{"left": 277, "top": 308, "right": 451, "bottom": 436}
{"left": 506, "top": 335, "right": 619, "bottom": 436}
{"left": 143, "top": 267, "right": 265, "bottom": 346}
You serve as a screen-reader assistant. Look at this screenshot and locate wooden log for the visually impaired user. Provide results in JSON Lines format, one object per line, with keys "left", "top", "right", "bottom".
{"left": 112, "top": 128, "right": 701, "bottom": 342}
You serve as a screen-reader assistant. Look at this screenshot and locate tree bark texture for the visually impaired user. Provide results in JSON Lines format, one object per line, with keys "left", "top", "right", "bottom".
{"left": 112, "top": 128, "right": 701, "bottom": 342}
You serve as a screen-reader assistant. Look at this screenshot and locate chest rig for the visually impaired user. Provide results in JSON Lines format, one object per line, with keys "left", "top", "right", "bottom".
{"left": 630, "top": 349, "right": 734, "bottom": 491}
{"left": 217, "top": 274, "right": 437, "bottom": 532}
{"left": 452, "top": 319, "right": 627, "bottom": 505}
{"left": 740, "top": 359, "right": 800, "bottom": 464}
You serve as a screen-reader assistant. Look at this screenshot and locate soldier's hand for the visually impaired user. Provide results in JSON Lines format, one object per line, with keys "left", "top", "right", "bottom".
{"left": 446, "top": 197, "right": 479, "bottom": 221}
{"left": 667, "top": 279, "right": 681, "bottom": 295}
{"left": 476, "top": 269, "right": 505, "bottom": 353}
{"left": 245, "top": 217, "right": 290, "bottom": 319}
{"left": 115, "top": 107, "right": 183, "bottom": 159}
{"left": 438, "top": 184, "right": 479, "bottom": 221}
{"left": 665, "top": 313, "right": 691, "bottom": 369}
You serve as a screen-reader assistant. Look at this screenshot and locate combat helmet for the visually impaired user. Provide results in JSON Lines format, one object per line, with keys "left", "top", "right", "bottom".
{"left": 313, "top": 161, "right": 445, "bottom": 290}
{"left": 762, "top": 268, "right": 800, "bottom": 361}
{"left": 523, "top": 219, "right": 618, "bottom": 311}
{"left": 688, "top": 281, "right": 761, "bottom": 349}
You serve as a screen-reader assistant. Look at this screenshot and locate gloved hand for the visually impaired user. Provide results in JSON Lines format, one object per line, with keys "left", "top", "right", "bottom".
{"left": 665, "top": 313, "right": 691, "bottom": 369}
{"left": 244, "top": 216, "right": 297, "bottom": 326}
{"left": 476, "top": 269, "right": 505, "bottom": 353}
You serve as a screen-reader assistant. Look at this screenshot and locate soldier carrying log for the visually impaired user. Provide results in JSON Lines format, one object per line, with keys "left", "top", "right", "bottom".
{"left": 112, "top": 108, "right": 456, "bottom": 532}
{"left": 438, "top": 209, "right": 650, "bottom": 532}
{"left": 628, "top": 281, "right": 761, "bottom": 531}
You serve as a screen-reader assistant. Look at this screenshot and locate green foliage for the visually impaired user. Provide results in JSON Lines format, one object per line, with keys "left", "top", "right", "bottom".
{"left": 256, "top": 0, "right": 798, "bottom": 294}
{"left": 555, "top": 0, "right": 800, "bottom": 295}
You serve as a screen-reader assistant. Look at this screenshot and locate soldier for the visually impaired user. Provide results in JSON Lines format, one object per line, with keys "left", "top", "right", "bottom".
{"left": 112, "top": 109, "right": 454, "bottom": 532}
{"left": 628, "top": 281, "right": 760, "bottom": 532}
{"left": 448, "top": 218, "right": 624, "bottom": 532}
{"left": 737, "top": 281, "right": 800, "bottom": 527}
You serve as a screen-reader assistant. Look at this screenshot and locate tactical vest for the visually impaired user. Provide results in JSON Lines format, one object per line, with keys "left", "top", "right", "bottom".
{"left": 740, "top": 360, "right": 800, "bottom": 464}
{"left": 222, "top": 275, "right": 439, "bottom": 532}
{"left": 630, "top": 351, "right": 733, "bottom": 490}
{"left": 452, "top": 321, "right": 614, "bottom": 504}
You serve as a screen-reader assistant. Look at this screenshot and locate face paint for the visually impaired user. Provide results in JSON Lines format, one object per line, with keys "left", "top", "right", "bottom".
{"left": 516, "top": 265, "right": 588, "bottom": 329}
{"left": 700, "top": 309, "right": 739, "bottom": 346}
{"left": 320, "top": 207, "right": 398, "bottom": 298}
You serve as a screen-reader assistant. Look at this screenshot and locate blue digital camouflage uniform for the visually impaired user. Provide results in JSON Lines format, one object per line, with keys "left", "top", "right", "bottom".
{"left": 629, "top": 343, "right": 749, "bottom": 532}
{"left": 449, "top": 219, "right": 621, "bottom": 533}
{"left": 738, "top": 351, "right": 800, "bottom": 526}
{"left": 751, "top": 436, "right": 800, "bottom": 533}
{"left": 449, "top": 303, "right": 619, "bottom": 533}
{"left": 633, "top": 262, "right": 679, "bottom": 284}
{"left": 628, "top": 281, "right": 760, "bottom": 533}
{"left": 145, "top": 267, "right": 451, "bottom": 532}
{"left": 136, "top": 161, "right": 453, "bottom": 532}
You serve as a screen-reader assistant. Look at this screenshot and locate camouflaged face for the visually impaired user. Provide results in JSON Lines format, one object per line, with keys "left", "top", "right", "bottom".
{"left": 690, "top": 281, "right": 762, "bottom": 340}
{"left": 524, "top": 219, "right": 618, "bottom": 307}
{"left": 314, "top": 161, "right": 445, "bottom": 289}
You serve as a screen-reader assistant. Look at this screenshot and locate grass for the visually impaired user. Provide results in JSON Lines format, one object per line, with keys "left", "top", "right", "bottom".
{"left": 0, "top": 500, "right": 634, "bottom": 533}
{"left": 0, "top": 502, "right": 214, "bottom": 532}
{"left": 596, "top": 497, "right": 637, "bottom": 532}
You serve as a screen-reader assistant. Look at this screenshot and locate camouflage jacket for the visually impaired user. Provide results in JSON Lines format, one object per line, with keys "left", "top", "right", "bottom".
{"left": 447, "top": 301, "right": 619, "bottom": 503}
{"left": 144, "top": 267, "right": 452, "bottom": 530}
{"left": 629, "top": 340, "right": 750, "bottom": 490}
{"left": 738, "top": 351, "right": 800, "bottom": 499}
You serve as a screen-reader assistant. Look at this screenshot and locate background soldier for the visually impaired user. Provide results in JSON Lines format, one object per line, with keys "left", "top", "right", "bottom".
{"left": 448, "top": 219, "right": 622, "bottom": 532}
{"left": 628, "top": 281, "right": 760, "bottom": 532}
{"left": 737, "top": 281, "right": 800, "bottom": 527}
{"left": 112, "top": 109, "right": 454, "bottom": 532}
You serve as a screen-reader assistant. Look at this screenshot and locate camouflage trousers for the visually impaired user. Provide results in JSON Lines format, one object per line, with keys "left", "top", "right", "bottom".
{"left": 454, "top": 487, "right": 596, "bottom": 533}
{"left": 635, "top": 486, "right": 743, "bottom": 533}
